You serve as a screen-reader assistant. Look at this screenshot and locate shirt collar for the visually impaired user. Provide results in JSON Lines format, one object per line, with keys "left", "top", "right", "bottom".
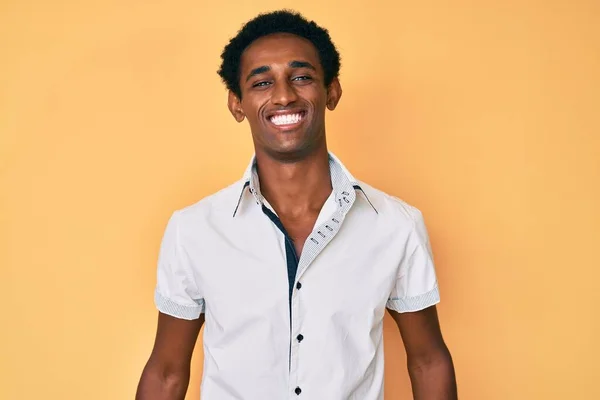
{"left": 233, "top": 152, "right": 377, "bottom": 217}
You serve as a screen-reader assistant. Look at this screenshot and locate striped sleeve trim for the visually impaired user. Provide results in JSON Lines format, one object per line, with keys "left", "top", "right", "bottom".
{"left": 386, "top": 286, "right": 440, "bottom": 313}
{"left": 154, "top": 290, "right": 205, "bottom": 320}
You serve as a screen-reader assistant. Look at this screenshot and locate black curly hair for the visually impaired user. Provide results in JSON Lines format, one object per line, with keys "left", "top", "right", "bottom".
{"left": 217, "top": 10, "right": 341, "bottom": 99}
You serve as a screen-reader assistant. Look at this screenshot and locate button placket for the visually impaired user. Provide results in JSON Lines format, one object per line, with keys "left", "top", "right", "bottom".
{"left": 288, "top": 159, "right": 357, "bottom": 396}
{"left": 288, "top": 189, "right": 355, "bottom": 397}
{"left": 289, "top": 289, "right": 302, "bottom": 396}
{"left": 296, "top": 183, "right": 356, "bottom": 286}
{"left": 295, "top": 206, "right": 349, "bottom": 281}
{"left": 295, "top": 181, "right": 355, "bottom": 279}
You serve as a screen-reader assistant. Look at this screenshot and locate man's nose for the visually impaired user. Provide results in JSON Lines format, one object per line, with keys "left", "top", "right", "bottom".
{"left": 271, "top": 80, "right": 298, "bottom": 107}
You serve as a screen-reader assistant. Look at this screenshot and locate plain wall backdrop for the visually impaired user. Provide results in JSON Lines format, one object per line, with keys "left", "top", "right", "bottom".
{"left": 1, "top": 0, "right": 599, "bottom": 399}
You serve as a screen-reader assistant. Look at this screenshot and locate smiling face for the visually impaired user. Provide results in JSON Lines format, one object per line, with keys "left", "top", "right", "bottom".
{"left": 228, "top": 33, "right": 341, "bottom": 161}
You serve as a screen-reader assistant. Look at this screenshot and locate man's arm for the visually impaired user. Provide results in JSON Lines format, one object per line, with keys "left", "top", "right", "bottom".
{"left": 389, "top": 305, "right": 457, "bottom": 400}
{"left": 136, "top": 312, "right": 205, "bottom": 400}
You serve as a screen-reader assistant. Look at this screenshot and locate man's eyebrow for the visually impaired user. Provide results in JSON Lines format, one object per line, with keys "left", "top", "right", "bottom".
{"left": 245, "top": 65, "right": 270, "bottom": 82}
{"left": 289, "top": 60, "right": 316, "bottom": 70}
{"left": 245, "top": 61, "right": 316, "bottom": 82}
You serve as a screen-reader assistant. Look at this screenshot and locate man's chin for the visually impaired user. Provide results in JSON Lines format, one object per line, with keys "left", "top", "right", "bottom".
{"left": 262, "top": 141, "right": 323, "bottom": 163}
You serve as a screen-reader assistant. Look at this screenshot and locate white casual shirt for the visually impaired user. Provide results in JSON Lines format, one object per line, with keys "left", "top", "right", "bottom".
{"left": 154, "top": 153, "right": 440, "bottom": 400}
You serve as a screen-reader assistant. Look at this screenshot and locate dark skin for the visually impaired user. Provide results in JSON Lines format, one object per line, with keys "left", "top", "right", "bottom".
{"left": 136, "top": 313, "right": 204, "bottom": 400}
{"left": 136, "top": 33, "right": 457, "bottom": 400}
{"left": 229, "top": 33, "right": 338, "bottom": 255}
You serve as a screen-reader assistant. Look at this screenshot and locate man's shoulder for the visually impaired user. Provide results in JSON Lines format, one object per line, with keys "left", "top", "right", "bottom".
{"left": 356, "top": 180, "right": 425, "bottom": 224}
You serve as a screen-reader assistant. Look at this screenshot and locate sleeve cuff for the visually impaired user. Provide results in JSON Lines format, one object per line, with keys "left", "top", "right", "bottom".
{"left": 154, "top": 290, "right": 205, "bottom": 320}
{"left": 386, "top": 286, "right": 440, "bottom": 313}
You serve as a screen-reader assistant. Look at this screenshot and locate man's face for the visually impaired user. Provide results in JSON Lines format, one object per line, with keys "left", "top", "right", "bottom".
{"left": 229, "top": 33, "right": 341, "bottom": 161}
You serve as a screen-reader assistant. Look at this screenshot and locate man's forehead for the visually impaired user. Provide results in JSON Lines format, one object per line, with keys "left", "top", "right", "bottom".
{"left": 240, "top": 33, "right": 320, "bottom": 70}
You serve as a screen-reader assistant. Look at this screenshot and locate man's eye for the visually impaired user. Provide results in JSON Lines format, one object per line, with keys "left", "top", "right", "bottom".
{"left": 253, "top": 81, "right": 271, "bottom": 87}
{"left": 293, "top": 76, "right": 311, "bottom": 81}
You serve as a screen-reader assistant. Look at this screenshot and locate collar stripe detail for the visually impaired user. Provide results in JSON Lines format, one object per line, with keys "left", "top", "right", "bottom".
{"left": 233, "top": 153, "right": 377, "bottom": 217}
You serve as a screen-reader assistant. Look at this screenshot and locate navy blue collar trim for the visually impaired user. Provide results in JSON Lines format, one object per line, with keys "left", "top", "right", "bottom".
{"left": 353, "top": 185, "right": 378, "bottom": 214}
{"left": 232, "top": 181, "right": 250, "bottom": 217}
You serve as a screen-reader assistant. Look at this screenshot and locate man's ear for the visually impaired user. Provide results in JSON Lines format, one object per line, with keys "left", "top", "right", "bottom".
{"left": 227, "top": 90, "right": 245, "bottom": 122}
{"left": 326, "top": 77, "right": 342, "bottom": 111}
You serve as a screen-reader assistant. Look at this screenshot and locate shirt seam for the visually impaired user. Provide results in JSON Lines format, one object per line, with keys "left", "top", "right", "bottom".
{"left": 155, "top": 289, "right": 204, "bottom": 309}
{"left": 388, "top": 284, "right": 439, "bottom": 301}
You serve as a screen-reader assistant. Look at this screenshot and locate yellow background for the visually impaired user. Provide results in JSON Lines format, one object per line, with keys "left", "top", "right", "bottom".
{"left": 1, "top": 0, "right": 599, "bottom": 399}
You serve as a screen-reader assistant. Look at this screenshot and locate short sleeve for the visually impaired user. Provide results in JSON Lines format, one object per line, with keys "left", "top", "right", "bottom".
{"left": 154, "top": 211, "right": 205, "bottom": 320}
{"left": 386, "top": 209, "right": 440, "bottom": 313}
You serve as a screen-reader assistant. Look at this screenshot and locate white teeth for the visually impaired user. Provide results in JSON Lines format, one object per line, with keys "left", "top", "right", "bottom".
{"left": 270, "top": 113, "right": 302, "bottom": 126}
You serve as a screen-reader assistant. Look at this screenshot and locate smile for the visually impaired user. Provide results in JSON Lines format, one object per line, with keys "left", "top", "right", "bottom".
{"left": 268, "top": 111, "right": 306, "bottom": 127}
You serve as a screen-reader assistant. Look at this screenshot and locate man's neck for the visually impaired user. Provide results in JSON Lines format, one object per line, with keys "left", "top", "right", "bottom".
{"left": 255, "top": 146, "right": 332, "bottom": 219}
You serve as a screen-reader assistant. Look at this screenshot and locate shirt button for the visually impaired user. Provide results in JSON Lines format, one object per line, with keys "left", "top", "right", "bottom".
{"left": 297, "top": 334, "right": 304, "bottom": 342}
{"left": 296, "top": 282, "right": 302, "bottom": 289}
{"left": 295, "top": 387, "right": 302, "bottom": 395}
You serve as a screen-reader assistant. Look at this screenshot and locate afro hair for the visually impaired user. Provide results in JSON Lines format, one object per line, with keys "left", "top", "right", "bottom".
{"left": 217, "top": 10, "right": 341, "bottom": 98}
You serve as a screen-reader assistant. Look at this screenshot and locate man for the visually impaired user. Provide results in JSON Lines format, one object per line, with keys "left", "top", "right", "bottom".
{"left": 136, "top": 10, "right": 457, "bottom": 400}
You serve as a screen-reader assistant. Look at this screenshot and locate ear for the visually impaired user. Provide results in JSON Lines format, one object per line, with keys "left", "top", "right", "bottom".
{"left": 326, "top": 77, "right": 342, "bottom": 111}
{"left": 227, "top": 90, "right": 245, "bottom": 122}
